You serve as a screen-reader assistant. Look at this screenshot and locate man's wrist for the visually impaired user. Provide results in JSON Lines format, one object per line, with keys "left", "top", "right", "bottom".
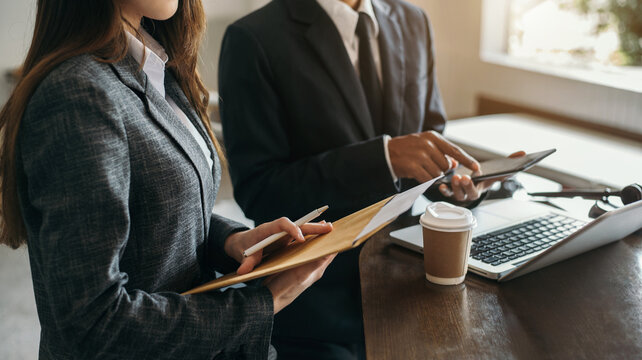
{"left": 383, "top": 134, "right": 399, "bottom": 182}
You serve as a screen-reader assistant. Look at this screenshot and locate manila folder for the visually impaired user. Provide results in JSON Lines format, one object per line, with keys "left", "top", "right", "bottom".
{"left": 183, "top": 177, "right": 440, "bottom": 295}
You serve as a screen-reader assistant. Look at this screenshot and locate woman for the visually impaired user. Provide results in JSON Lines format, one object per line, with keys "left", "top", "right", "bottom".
{"left": 0, "top": 0, "right": 335, "bottom": 358}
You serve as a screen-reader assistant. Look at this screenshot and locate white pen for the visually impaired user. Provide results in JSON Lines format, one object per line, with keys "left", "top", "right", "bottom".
{"left": 243, "top": 205, "right": 330, "bottom": 257}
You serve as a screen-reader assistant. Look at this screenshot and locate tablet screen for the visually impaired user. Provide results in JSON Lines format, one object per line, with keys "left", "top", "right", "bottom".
{"left": 453, "top": 149, "right": 555, "bottom": 182}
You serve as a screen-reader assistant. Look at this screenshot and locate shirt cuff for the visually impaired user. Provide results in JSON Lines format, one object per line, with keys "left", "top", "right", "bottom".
{"left": 383, "top": 134, "right": 398, "bottom": 183}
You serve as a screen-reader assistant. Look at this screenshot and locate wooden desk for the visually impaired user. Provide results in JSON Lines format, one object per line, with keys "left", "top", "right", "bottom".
{"left": 359, "top": 214, "right": 642, "bottom": 359}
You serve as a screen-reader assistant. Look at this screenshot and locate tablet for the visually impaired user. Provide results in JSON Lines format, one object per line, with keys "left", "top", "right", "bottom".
{"left": 441, "top": 149, "right": 556, "bottom": 184}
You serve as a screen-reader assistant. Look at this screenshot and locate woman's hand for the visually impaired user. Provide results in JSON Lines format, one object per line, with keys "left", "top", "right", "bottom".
{"left": 224, "top": 218, "right": 333, "bottom": 275}
{"left": 224, "top": 217, "right": 336, "bottom": 314}
{"left": 263, "top": 253, "right": 337, "bottom": 314}
{"left": 438, "top": 151, "right": 526, "bottom": 202}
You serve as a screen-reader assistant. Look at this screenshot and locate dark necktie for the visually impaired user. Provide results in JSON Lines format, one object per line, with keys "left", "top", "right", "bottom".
{"left": 356, "top": 12, "right": 383, "bottom": 135}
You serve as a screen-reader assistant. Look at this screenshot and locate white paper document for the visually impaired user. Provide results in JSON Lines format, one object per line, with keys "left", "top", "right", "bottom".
{"left": 353, "top": 176, "right": 442, "bottom": 243}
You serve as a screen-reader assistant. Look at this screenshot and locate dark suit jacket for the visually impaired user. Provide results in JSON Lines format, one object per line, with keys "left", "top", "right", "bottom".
{"left": 219, "top": 0, "right": 446, "bottom": 344}
{"left": 17, "top": 54, "right": 274, "bottom": 359}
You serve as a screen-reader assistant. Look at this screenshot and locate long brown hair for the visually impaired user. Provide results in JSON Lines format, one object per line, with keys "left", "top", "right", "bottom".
{"left": 0, "top": 0, "right": 221, "bottom": 249}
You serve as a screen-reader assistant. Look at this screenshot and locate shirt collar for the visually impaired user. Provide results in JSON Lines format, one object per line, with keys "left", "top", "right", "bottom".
{"left": 126, "top": 28, "right": 169, "bottom": 98}
{"left": 316, "top": 0, "right": 380, "bottom": 46}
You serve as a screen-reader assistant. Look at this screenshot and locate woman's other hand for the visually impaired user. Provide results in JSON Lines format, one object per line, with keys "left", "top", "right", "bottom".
{"left": 263, "top": 253, "right": 337, "bottom": 314}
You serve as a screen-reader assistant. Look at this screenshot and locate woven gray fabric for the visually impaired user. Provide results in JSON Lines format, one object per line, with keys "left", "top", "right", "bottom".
{"left": 16, "top": 54, "right": 274, "bottom": 359}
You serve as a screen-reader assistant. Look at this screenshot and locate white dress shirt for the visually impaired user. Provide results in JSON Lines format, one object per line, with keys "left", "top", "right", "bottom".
{"left": 316, "top": 0, "right": 398, "bottom": 182}
{"left": 126, "top": 29, "right": 213, "bottom": 170}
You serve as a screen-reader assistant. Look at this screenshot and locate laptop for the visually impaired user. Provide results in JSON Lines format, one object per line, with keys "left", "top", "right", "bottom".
{"left": 390, "top": 198, "right": 642, "bottom": 282}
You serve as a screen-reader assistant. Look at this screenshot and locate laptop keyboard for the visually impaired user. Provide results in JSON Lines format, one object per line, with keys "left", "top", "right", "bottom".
{"left": 471, "top": 213, "right": 587, "bottom": 266}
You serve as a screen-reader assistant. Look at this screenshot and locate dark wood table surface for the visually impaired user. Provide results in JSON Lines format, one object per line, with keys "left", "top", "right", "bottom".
{"left": 359, "top": 214, "right": 642, "bottom": 359}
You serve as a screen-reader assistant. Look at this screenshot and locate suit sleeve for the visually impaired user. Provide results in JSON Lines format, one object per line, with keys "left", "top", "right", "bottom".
{"left": 421, "top": 12, "right": 447, "bottom": 134}
{"left": 207, "top": 213, "right": 248, "bottom": 275}
{"left": 219, "top": 24, "right": 398, "bottom": 223}
{"left": 18, "top": 72, "right": 273, "bottom": 359}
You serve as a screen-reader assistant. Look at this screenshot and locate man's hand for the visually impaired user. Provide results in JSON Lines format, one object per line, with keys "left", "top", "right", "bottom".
{"left": 388, "top": 131, "right": 480, "bottom": 183}
{"left": 438, "top": 151, "right": 526, "bottom": 202}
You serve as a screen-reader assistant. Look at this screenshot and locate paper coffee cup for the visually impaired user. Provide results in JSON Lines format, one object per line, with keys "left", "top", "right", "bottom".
{"left": 420, "top": 202, "right": 477, "bottom": 285}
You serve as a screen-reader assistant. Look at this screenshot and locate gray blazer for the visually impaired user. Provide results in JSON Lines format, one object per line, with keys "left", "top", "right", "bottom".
{"left": 16, "top": 54, "right": 274, "bottom": 359}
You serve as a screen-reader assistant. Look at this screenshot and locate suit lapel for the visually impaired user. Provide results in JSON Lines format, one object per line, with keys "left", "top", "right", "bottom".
{"left": 165, "top": 72, "right": 218, "bottom": 215}
{"left": 110, "top": 57, "right": 213, "bottom": 235}
{"left": 110, "top": 55, "right": 146, "bottom": 94}
{"left": 286, "top": 0, "right": 375, "bottom": 139}
{"left": 165, "top": 73, "right": 214, "bottom": 155}
{"left": 374, "top": 0, "right": 405, "bottom": 137}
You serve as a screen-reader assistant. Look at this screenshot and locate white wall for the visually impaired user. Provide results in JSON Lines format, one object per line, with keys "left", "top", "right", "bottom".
{"left": 408, "top": 0, "right": 642, "bottom": 135}
{"left": 200, "top": 18, "right": 236, "bottom": 91}
{"left": 0, "top": 0, "right": 36, "bottom": 103}
{"left": 0, "top": 0, "right": 267, "bottom": 103}
{"left": 199, "top": 0, "right": 270, "bottom": 90}
{"left": 0, "top": 1, "right": 35, "bottom": 71}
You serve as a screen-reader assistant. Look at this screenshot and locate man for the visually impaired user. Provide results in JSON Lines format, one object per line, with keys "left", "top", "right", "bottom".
{"left": 219, "top": 0, "right": 494, "bottom": 358}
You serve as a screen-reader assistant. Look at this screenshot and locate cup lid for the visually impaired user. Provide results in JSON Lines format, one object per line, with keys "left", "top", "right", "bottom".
{"left": 420, "top": 202, "right": 477, "bottom": 232}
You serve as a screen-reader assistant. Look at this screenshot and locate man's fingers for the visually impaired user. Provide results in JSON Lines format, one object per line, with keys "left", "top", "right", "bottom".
{"left": 439, "top": 184, "right": 453, "bottom": 197}
{"left": 460, "top": 175, "right": 480, "bottom": 201}
{"left": 443, "top": 144, "right": 479, "bottom": 172}
{"left": 413, "top": 166, "right": 434, "bottom": 183}
{"left": 424, "top": 141, "right": 450, "bottom": 171}
{"left": 451, "top": 175, "right": 467, "bottom": 202}
{"left": 421, "top": 159, "right": 444, "bottom": 178}
{"left": 446, "top": 156, "right": 459, "bottom": 170}
{"left": 508, "top": 150, "right": 526, "bottom": 158}
{"left": 423, "top": 132, "right": 479, "bottom": 171}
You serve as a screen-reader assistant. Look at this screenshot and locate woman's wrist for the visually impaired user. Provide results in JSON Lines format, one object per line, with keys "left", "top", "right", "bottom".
{"left": 263, "top": 277, "right": 294, "bottom": 314}
{"left": 265, "top": 283, "right": 284, "bottom": 315}
{"left": 223, "top": 231, "right": 245, "bottom": 263}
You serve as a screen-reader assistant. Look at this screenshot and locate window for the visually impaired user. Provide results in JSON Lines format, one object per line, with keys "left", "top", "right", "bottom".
{"left": 481, "top": 0, "right": 642, "bottom": 93}
{"left": 508, "top": 0, "right": 642, "bottom": 68}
